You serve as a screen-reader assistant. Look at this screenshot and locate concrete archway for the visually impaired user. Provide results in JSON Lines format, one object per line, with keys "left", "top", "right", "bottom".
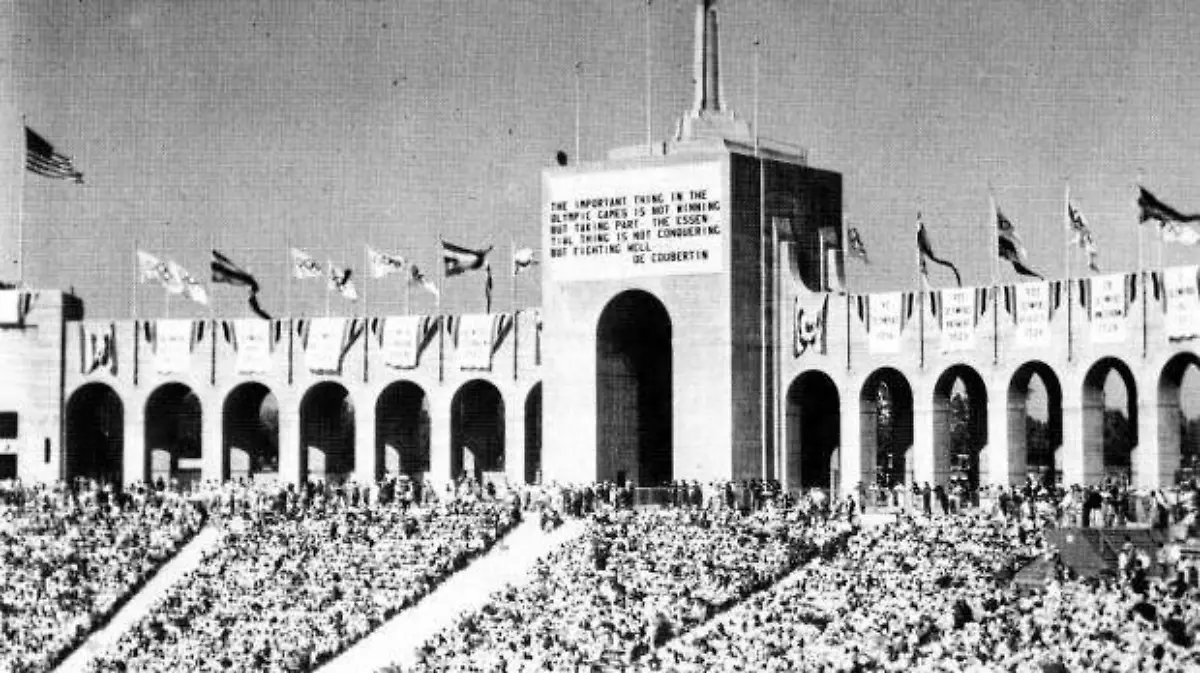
{"left": 932, "top": 364, "right": 988, "bottom": 492}
{"left": 860, "top": 368, "right": 914, "bottom": 489}
{"left": 451, "top": 379, "right": 505, "bottom": 482}
{"left": 65, "top": 383, "right": 124, "bottom": 484}
{"left": 525, "top": 383, "right": 543, "bottom": 484}
{"left": 1159, "top": 353, "right": 1200, "bottom": 484}
{"left": 596, "top": 290, "right": 673, "bottom": 487}
{"left": 1082, "top": 357, "right": 1138, "bottom": 485}
{"left": 223, "top": 383, "right": 279, "bottom": 482}
{"left": 1008, "top": 362, "right": 1063, "bottom": 486}
{"left": 145, "top": 383, "right": 202, "bottom": 488}
{"left": 785, "top": 371, "right": 840, "bottom": 491}
{"left": 300, "top": 381, "right": 355, "bottom": 484}
{"left": 376, "top": 381, "right": 430, "bottom": 480}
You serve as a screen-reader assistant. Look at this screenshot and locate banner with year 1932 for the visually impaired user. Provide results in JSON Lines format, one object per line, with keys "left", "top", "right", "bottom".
{"left": 1165, "top": 266, "right": 1200, "bottom": 341}
{"left": 868, "top": 293, "right": 902, "bottom": 354}
{"left": 939, "top": 288, "right": 976, "bottom": 353}
{"left": 1089, "top": 274, "right": 1128, "bottom": 345}
{"left": 1014, "top": 282, "right": 1050, "bottom": 349}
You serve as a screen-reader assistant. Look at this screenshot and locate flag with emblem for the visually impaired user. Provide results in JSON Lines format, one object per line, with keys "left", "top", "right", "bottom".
{"left": 327, "top": 261, "right": 358, "bottom": 301}
{"left": 367, "top": 246, "right": 406, "bottom": 278}
{"left": 291, "top": 248, "right": 324, "bottom": 279}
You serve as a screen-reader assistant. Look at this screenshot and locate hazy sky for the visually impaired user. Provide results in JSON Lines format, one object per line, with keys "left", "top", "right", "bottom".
{"left": 11, "top": 0, "right": 1200, "bottom": 319}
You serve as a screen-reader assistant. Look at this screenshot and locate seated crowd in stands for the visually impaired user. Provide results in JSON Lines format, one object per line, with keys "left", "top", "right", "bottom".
{"left": 87, "top": 478, "right": 518, "bottom": 673}
{"left": 0, "top": 479, "right": 205, "bottom": 673}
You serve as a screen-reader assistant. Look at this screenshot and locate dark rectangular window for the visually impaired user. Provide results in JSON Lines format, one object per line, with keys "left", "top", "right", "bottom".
{"left": 0, "top": 413, "right": 16, "bottom": 439}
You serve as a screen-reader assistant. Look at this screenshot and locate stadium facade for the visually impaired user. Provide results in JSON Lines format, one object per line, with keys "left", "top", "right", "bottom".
{"left": 1, "top": 0, "right": 1197, "bottom": 494}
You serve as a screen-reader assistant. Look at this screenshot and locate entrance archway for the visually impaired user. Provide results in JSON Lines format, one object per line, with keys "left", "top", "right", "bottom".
{"left": 223, "top": 383, "right": 279, "bottom": 482}
{"left": 300, "top": 382, "right": 355, "bottom": 484}
{"left": 859, "top": 368, "right": 913, "bottom": 489}
{"left": 451, "top": 380, "right": 505, "bottom": 481}
{"left": 525, "top": 383, "right": 542, "bottom": 484}
{"left": 785, "top": 371, "right": 840, "bottom": 491}
{"left": 376, "top": 381, "right": 430, "bottom": 479}
{"left": 1159, "top": 353, "right": 1200, "bottom": 484}
{"left": 932, "top": 365, "right": 988, "bottom": 493}
{"left": 144, "top": 383, "right": 202, "bottom": 488}
{"left": 65, "top": 383, "right": 124, "bottom": 484}
{"left": 596, "top": 290, "right": 672, "bottom": 487}
{"left": 1082, "top": 357, "right": 1138, "bottom": 485}
{"left": 1008, "top": 362, "right": 1062, "bottom": 486}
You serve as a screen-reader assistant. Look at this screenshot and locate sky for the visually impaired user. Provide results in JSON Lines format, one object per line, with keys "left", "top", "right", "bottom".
{"left": 9, "top": 0, "right": 1200, "bottom": 320}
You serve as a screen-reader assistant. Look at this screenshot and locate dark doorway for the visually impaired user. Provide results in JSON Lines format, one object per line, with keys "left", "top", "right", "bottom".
{"left": 933, "top": 365, "right": 988, "bottom": 494}
{"left": 525, "top": 383, "right": 542, "bottom": 484}
{"left": 145, "top": 383, "right": 202, "bottom": 488}
{"left": 1083, "top": 358, "right": 1138, "bottom": 485}
{"left": 66, "top": 383, "right": 124, "bottom": 484}
{"left": 223, "top": 383, "right": 279, "bottom": 482}
{"left": 300, "top": 382, "right": 355, "bottom": 484}
{"left": 785, "top": 371, "right": 840, "bottom": 491}
{"left": 451, "top": 380, "right": 505, "bottom": 481}
{"left": 376, "top": 381, "right": 430, "bottom": 479}
{"left": 1008, "top": 362, "right": 1063, "bottom": 486}
{"left": 860, "top": 368, "right": 914, "bottom": 488}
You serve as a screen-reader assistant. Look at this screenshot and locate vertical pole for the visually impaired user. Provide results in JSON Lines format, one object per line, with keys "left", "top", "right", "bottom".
{"left": 574, "top": 61, "right": 582, "bottom": 163}
{"left": 773, "top": 218, "right": 782, "bottom": 485}
{"left": 437, "top": 236, "right": 444, "bottom": 383}
{"left": 644, "top": 0, "right": 653, "bottom": 154}
{"left": 754, "top": 36, "right": 768, "bottom": 482}
{"left": 132, "top": 242, "right": 139, "bottom": 386}
{"left": 324, "top": 261, "right": 331, "bottom": 318}
{"left": 511, "top": 239, "right": 518, "bottom": 383}
{"left": 1064, "top": 183, "right": 1073, "bottom": 363}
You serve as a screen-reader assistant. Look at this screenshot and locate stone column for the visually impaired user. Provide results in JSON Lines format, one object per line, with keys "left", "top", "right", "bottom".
{"left": 911, "top": 402, "right": 935, "bottom": 485}
{"left": 1136, "top": 395, "right": 1167, "bottom": 489}
{"left": 200, "top": 397, "right": 223, "bottom": 484}
{"left": 123, "top": 401, "right": 146, "bottom": 486}
{"left": 428, "top": 395, "right": 453, "bottom": 487}
{"left": 1060, "top": 402, "right": 1085, "bottom": 486}
{"left": 277, "top": 402, "right": 302, "bottom": 486}
{"left": 355, "top": 394, "right": 378, "bottom": 484}
{"left": 505, "top": 398, "right": 526, "bottom": 487}
{"left": 840, "top": 399, "right": 863, "bottom": 498}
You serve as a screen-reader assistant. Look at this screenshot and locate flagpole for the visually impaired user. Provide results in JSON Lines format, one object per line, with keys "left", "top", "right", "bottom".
{"left": 989, "top": 194, "right": 1000, "bottom": 287}
{"left": 437, "top": 234, "right": 444, "bottom": 383}
{"left": 324, "top": 261, "right": 331, "bottom": 318}
{"left": 285, "top": 233, "right": 293, "bottom": 321}
{"left": 644, "top": 0, "right": 653, "bottom": 155}
{"left": 1063, "top": 182, "right": 1071, "bottom": 282}
{"left": 574, "top": 61, "right": 582, "bottom": 162}
{"left": 18, "top": 117, "right": 25, "bottom": 287}
{"left": 511, "top": 239, "right": 518, "bottom": 383}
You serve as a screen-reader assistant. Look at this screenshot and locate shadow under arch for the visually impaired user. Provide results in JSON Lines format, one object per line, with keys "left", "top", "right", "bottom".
{"left": 859, "top": 367, "right": 913, "bottom": 490}
{"left": 1008, "top": 361, "right": 1063, "bottom": 486}
{"left": 525, "top": 383, "right": 542, "bottom": 485}
{"left": 145, "top": 382, "right": 202, "bottom": 488}
{"left": 66, "top": 383, "right": 124, "bottom": 484}
{"left": 1159, "top": 353, "right": 1200, "bottom": 484}
{"left": 785, "top": 371, "right": 840, "bottom": 492}
{"left": 596, "top": 289, "right": 673, "bottom": 487}
{"left": 451, "top": 379, "right": 505, "bottom": 482}
{"left": 1082, "top": 357, "right": 1138, "bottom": 485}
{"left": 932, "top": 364, "right": 988, "bottom": 492}
{"left": 300, "top": 381, "right": 355, "bottom": 484}
{"left": 376, "top": 380, "right": 430, "bottom": 480}
{"left": 223, "top": 382, "right": 279, "bottom": 482}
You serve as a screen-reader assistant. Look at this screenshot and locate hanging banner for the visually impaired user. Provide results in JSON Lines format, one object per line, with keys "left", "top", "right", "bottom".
{"left": 1165, "top": 266, "right": 1200, "bottom": 341}
{"left": 382, "top": 316, "right": 427, "bottom": 369}
{"left": 234, "top": 319, "right": 272, "bottom": 375}
{"left": 457, "top": 314, "right": 497, "bottom": 370}
{"left": 155, "top": 319, "right": 193, "bottom": 375}
{"left": 1090, "top": 274, "right": 1127, "bottom": 345}
{"left": 305, "top": 317, "right": 345, "bottom": 374}
{"left": 868, "top": 293, "right": 902, "bottom": 354}
{"left": 1014, "top": 282, "right": 1051, "bottom": 349}
{"left": 939, "top": 288, "right": 976, "bottom": 353}
{"left": 81, "top": 322, "right": 117, "bottom": 375}
{"left": 793, "top": 295, "right": 828, "bottom": 357}
{"left": 0, "top": 291, "right": 24, "bottom": 325}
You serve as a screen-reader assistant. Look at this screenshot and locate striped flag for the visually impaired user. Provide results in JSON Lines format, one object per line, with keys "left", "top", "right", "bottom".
{"left": 367, "top": 246, "right": 406, "bottom": 278}
{"left": 995, "top": 206, "right": 1044, "bottom": 280}
{"left": 1066, "top": 202, "right": 1101, "bottom": 272}
{"left": 442, "top": 240, "right": 492, "bottom": 276}
{"left": 211, "top": 250, "right": 271, "bottom": 320}
{"left": 916, "top": 214, "right": 962, "bottom": 287}
{"left": 25, "top": 127, "right": 84, "bottom": 184}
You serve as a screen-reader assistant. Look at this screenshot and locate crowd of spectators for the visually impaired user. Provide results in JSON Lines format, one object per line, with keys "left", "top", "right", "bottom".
{"left": 87, "top": 478, "right": 518, "bottom": 673}
{"left": 400, "top": 492, "right": 855, "bottom": 672}
{"left": 0, "top": 479, "right": 205, "bottom": 673}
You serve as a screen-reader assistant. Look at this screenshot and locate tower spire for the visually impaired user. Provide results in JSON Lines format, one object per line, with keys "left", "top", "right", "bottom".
{"left": 677, "top": 0, "right": 749, "bottom": 142}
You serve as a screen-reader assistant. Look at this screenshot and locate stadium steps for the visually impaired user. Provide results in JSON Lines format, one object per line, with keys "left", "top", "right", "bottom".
{"left": 319, "top": 516, "right": 587, "bottom": 673}
{"left": 54, "top": 525, "right": 223, "bottom": 673}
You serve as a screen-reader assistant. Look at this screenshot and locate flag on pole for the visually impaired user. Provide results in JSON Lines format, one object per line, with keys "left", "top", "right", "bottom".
{"left": 916, "top": 214, "right": 962, "bottom": 287}
{"left": 996, "top": 206, "right": 1044, "bottom": 279}
{"left": 846, "top": 227, "right": 869, "bottom": 264}
{"left": 1066, "top": 202, "right": 1101, "bottom": 272}
{"left": 211, "top": 250, "right": 272, "bottom": 319}
{"left": 327, "top": 261, "right": 358, "bottom": 301}
{"left": 137, "top": 250, "right": 185, "bottom": 294}
{"left": 1138, "top": 186, "right": 1200, "bottom": 226}
{"left": 512, "top": 247, "right": 537, "bottom": 275}
{"left": 409, "top": 264, "right": 439, "bottom": 297}
{"left": 168, "top": 260, "right": 209, "bottom": 305}
{"left": 25, "top": 126, "right": 84, "bottom": 184}
{"left": 366, "top": 246, "right": 406, "bottom": 278}
{"left": 291, "top": 248, "right": 323, "bottom": 279}
{"left": 442, "top": 240, "right": 492, "bottom": 276}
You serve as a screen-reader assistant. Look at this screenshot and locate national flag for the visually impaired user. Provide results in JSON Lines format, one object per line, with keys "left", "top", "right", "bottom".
{"left": 291, "top": 248, "right": 323, "bottom": 279}
{"left": 916, "top": 214, "right": 962, "bottom": 287}
{"left": 367, "top": 246, "right": 406, "bottom": 278}
{"left": 512, "top": 247, "right": 537, "bottom": 275}
{"left": 137, "top": 250, "right": 185, "bottom": 294}
{"left": 1161, "top": 222, "right": 1200, "bottom": 246}
{"left": 846, "top": 227, "right": 869, "bottom": 264}
{"left": 327, "top": 261, "right": 359, "bottom": 301}
{"left": 211, "top": 250, "right": 272, "bottom": 320}
{"left": 1138, "top": 186, "right": 1200, "bottom": 227}
{"left": 409, "top": 264, "right": 439, "bottom": 298}
{"left": 25, "top": 126, "right": 84, "bottom": 184}
{"left": 1066, "top": 202, "right": 1101, "bottom": 272}
{"left": 996, "top": 206, "right": 1044, "bottom": 280}
{"left": 168, "top": 260, "right": 209, "bottom": 305}
{"left": 442, "top": 240, "right": 492, "bottom": 277}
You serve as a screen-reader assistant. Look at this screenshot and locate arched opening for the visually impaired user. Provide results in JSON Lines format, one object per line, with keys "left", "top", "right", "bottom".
{"left": 933, "top": 365, "right": 988, "bottom": 497}
{"left": 525, "top": 383, "right": 543, "bottom": 484}
{"left": 144, "top": 383, "right": 202, "bottom": 489}
{"left": 1083, "top": 357, "right": 1138, "bottom": 486}
{"left": 376, "top": 381, "right": 430, "bottom": 480}
{"left": 596, "top": 290, "right": 673, "bottom": 487}
{"left": 65, "top": 383, "right": 124, "bottom": 484}
{"left": 859, "top": 368, "right": 913, "bottom": 489}
{"left": 223, "top": 383, "right": 279, "bottom": 482}
{"left": 1158, "top": 354, "right": 1200, "bottom": 485}
{"left": 785, "top": 371, "right": 840, "bottom": 492}
{"left": 451, "top": 380, "right": 505, "bottom": 482}
{"left": 300, "top": 382, "right": 355, "bottom": 484}
{"left": 1008, "top": 362, "right": 1063, "bottom": 487}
